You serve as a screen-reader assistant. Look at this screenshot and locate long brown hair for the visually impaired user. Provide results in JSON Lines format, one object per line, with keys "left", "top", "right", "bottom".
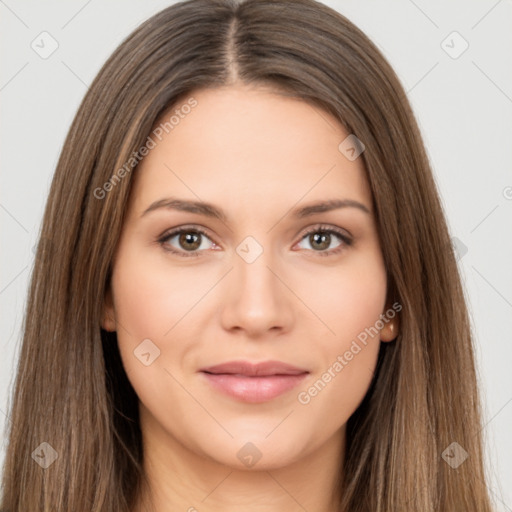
{"left": 1, "top": 0, "right": 494, "bottom": 510}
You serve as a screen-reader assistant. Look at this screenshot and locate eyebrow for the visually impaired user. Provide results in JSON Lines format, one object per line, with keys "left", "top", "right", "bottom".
{"left": 140, "top": 197, "right": 371, "bottom": 221}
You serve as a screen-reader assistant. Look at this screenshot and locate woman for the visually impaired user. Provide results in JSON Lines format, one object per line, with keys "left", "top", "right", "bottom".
{"left": 0, "top": 0, "right": 494, "bottom": 510}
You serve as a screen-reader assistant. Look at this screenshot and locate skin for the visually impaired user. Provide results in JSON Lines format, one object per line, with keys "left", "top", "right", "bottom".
{"left": 102, "top": 83, "right": 398, "bottom": 512}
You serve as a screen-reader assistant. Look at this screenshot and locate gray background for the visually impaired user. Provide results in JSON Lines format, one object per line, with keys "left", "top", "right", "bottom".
{"left": 1, "top": 0, "right": 511, "bottom": 508}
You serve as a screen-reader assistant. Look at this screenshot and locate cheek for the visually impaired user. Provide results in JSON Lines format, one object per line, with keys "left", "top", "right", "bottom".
{"left": 108, "top": 248, "right": 193, "bottom": 386}
{"left": 310, "top": 247, "right": 388, "bottom": 346}
{"left": 297, "top": 251, "right": 387, "bottom": 414}
{"left": 111, "top": 247, "right": 207, "bottom": 341}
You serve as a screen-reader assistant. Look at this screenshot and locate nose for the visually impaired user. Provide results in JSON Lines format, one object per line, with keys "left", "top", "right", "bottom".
{"left": 219, "top": 239, "right": 295, "bottom": 339}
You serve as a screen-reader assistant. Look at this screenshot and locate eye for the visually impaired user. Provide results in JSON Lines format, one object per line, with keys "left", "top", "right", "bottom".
{"left": 295, "top": 225, "right": 353, "bottom": 257}
{"left": 157, "top": 226, "right": 216, "bottom": 257}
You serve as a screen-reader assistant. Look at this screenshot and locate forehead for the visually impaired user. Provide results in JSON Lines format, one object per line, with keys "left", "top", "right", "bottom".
{"left": 130, "top": 85, "right": 372, "bottom": 219}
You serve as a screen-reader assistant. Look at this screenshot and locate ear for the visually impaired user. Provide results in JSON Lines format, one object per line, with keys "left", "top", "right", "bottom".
{"left": 380, "top": 317, "right": 399, "bottom": 342}
{"left": 101, "top": 284, "right": 117, "bottom": 332}
{"left": 379, "top": 303, "right": 400, "bottom": 342}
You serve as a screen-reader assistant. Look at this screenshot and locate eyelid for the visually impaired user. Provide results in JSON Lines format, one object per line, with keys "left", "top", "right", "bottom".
{"left": 157, "top": 223, "right": 353, "bottom": 257}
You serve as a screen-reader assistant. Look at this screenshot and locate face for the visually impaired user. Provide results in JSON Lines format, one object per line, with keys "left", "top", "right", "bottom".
{"left": 103, "top": 84, "right": 392, "bottom": 471}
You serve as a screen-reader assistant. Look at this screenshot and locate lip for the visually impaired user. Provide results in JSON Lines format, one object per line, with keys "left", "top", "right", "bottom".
{"left": 199, "top": 360, "right": 309, "bottom": 403}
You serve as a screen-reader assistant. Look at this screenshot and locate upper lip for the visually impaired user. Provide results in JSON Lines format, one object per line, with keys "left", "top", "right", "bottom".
{"left": 200, "top": 360, "right": 309, "bottom": 376}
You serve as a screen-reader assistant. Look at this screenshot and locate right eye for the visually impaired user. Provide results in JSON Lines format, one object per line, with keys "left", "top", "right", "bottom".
{"left": 157, "top": 226, "right": 217, "bottom": 257}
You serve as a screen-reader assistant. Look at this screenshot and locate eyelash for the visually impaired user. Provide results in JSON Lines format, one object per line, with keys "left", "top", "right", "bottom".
{"left": 157, "top": 224, "right": 353, "bottom": 258}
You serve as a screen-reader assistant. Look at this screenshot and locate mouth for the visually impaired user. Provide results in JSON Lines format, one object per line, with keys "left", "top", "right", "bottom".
{"left": 199, "top": 360, "right": 309, "bottom": 403}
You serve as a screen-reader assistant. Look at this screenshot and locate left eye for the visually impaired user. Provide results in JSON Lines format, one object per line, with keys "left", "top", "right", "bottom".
{"left": 295, "top": 227, "right": 352, "bottom": 255}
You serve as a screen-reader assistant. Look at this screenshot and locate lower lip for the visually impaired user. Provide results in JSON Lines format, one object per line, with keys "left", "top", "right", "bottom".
{"left": 201, "top": 373, "right": 308, "bottom": 403}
